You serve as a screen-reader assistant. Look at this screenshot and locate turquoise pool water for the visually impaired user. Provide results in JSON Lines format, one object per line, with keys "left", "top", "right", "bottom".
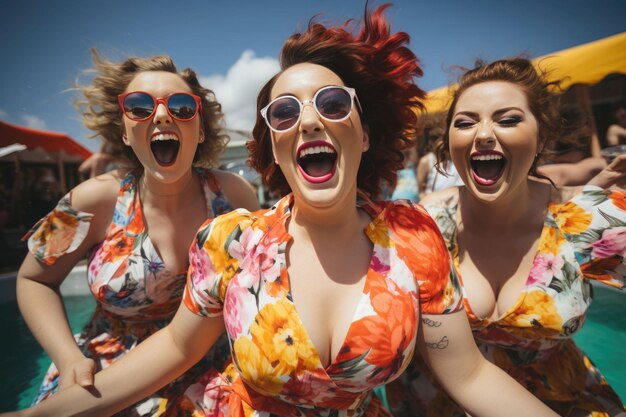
{"left": 1, "top": 285, "right": 624, "bottom": 411}
{"left": 573, "top": 284, "right": 626, "bottom": 399}
{"left": 0, "top": 296, "right": 96, "bottom": 411}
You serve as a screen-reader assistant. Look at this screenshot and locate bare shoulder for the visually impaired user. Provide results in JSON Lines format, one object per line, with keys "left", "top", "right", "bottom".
{"left": 420, "top": 186, "right": 460, "bottom": 208}
{"left": 416, "top": 155, "right": 430, "bottom": 175}
{"left": 70, "top": 170, "right": 122, "bottom": 215}
{"left": 607, "top": 124, "right": 626, "bottom": 135}
{"left": 606, "top": 124, "right": 626, "bottom": 145}
{"left": 550, "top": 184, "right": 583, "bottom": 204}
{"left": 211, "top": 169, "right": 260, "bottom": 211}
{"left": 417, "top": 154, "right": 431, "bottom": 168}
{"left": 211, "top": 169, "right": 250, "bottom": 188}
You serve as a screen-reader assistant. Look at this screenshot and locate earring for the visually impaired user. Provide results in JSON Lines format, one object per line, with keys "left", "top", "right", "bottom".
{"left": 199, "top": 134, "right": 204, "bottom": 143}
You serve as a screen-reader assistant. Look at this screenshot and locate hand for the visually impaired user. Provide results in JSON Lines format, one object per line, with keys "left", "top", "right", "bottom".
{"left": 58, "top": 357, "right": 97, "bottom": 390}
{"left": 588, "top": 154, "right": 626, "bottom": 190}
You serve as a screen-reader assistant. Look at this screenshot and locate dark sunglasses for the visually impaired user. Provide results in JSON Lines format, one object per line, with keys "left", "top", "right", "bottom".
{"left": 260, "top": 85, "right": 362, "bottom": 133}
{"left": 118, "top": 91, "right": 202, "bottom": 122}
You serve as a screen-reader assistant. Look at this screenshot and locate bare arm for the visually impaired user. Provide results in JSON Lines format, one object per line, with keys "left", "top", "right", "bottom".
{"left": 212, "top": 169, "right": 261, "bottom": 211}
{"left": 606, "top": 124, "right": 626, "bottom": 147}
{"left": 16, "top": 303, "right": 224, "bottom": 417}
{"left": 18, "top": 255, "right": 95, "bottom": 389}
{"left": 416, "top": 155, "right": 431, "bottom": 200}
{"left": 419, "top": 310, "right": 558, "bottom": 417}
{"left": 537, "top": 157, "right": 607, "bottom": 186}
{"left": 16, "top": 174, "right": 118, "bottom": 390}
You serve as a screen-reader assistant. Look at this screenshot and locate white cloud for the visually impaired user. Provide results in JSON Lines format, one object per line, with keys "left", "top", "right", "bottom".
{"left": 200, "top": 50, "right": 279, "bottom": 132}
{"left": 0, "top": 109, "right": 8, "bottom": 118}
{"left": 21, "top": 114, "right": 48, "bottom": 130}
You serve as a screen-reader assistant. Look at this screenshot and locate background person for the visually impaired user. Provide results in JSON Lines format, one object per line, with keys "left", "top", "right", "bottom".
{"left": 606, "top": 101, "right": 626, "bottom": 146}
{"left": 391, "top": 144, "right": 420, "bottom": 202}
{"left": 416, "top": 125, "right": 464, "bottom": 199}
{"left": 28, "top": 167, "right": 63, "bottom": 225}
{"left": 537, "top": 103, "right": 607, "bottom": 186}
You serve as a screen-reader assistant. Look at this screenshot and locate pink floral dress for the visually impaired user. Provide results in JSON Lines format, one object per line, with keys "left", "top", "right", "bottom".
{"left": 177, "top": 193, "right": 464, "bottom": 417}
{"left": 25, "top": 169, "right": 233, "bottom": 416}
{"left": 387, "top": 185, "right": 626, "bottom": 417}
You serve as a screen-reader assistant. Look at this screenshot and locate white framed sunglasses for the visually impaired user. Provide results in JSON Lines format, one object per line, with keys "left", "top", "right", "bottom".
{"left": 260, "top": 85, "right": 362, "bottom": 133}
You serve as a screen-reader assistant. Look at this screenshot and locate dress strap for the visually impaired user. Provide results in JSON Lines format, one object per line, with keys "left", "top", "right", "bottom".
{"left": 357, "top": 189, "right": 383, "bottom": 217}
{"left": 112, "top": 171, "right": 144, "bottom": 234}
{"left": 196, "top": 168, "right": 233, "bottom": 218}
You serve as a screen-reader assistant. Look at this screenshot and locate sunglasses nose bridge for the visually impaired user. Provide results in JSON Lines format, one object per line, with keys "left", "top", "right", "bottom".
{"left": 299, "top": 99, "right": 324, "bottom": 132}
{"left": 299, "top": 100, "right": 314, "bottom": 118}
{"left": 153, "top": 99, "right": 172, "bottom": 123}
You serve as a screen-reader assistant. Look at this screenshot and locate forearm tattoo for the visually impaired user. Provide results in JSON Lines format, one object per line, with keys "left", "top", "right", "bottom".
{"left": 421, "top": 317, "right": 441, "bottom": 327}
{"left": 425, "top": 336, "right": 449, "bottom": 350}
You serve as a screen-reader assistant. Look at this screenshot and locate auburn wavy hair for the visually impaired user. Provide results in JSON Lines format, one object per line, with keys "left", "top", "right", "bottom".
{"left": 436, "top": 58, "right": 560, "bottom": 180}
{"left": 76, "top": 49, "right": 228, "bottom": 171}
{"left": 248, "top": 4, "right": 425, "bottom": 197}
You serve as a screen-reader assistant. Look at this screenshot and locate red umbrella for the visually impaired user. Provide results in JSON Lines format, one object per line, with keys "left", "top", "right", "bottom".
{"left": 0, "top": 119, "right": 91, "bottom": 161}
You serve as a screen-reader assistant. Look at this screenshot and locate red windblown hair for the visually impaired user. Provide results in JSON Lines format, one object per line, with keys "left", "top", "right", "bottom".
{"left": 248, "top": 4, "right": 425, "bottom": 197}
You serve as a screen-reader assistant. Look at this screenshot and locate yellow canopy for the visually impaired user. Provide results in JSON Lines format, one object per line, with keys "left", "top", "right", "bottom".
{"left": 423, "top": 31, "right": 626, "bottom": 114}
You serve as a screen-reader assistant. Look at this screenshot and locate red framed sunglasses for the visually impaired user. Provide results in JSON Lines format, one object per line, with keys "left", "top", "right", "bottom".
{"left": 118, "top": 91, "right": 202, "bottom": 122}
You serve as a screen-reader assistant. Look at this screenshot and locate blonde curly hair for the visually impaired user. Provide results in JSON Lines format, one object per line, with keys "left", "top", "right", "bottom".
{"left": 76, "top": 49, "right": 228, "bottom": 171}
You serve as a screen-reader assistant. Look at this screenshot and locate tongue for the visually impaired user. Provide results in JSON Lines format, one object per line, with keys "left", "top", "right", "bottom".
{"left": 151, "top": 140, "right": 180, "bottom": 165}
{"left": 301, "top": 154, "right": 335, "bottom": 177}
{"left": 303, "top": 159, "right": 334, "bottom": 177}
{"left": 473, "top": 160, "right": 504, "bottom": 180}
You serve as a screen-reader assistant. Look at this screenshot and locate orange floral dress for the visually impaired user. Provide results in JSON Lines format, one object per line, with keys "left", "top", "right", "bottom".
{"left": 178, "top": 193, "right": 463, "bottom": 417}
{"left": 26, "top": 169, "right": 233, "bottom": 416}
{"left": 387, "top": 185, "right": 626, "bottom": 417}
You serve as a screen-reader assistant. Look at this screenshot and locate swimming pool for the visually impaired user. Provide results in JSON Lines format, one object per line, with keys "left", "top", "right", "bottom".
{"left": 573, "top": 284, "right": 626, "bottom": 399}
{"left": 0, "top": 284, "right": 624, "bottom": 411}
{"left": 0, "top": 296, "right": 96, "bottom": 411}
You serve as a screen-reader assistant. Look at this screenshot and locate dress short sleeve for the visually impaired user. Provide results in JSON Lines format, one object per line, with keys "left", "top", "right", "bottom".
{"left": 183, "top": 209, "right": 256, "bottom": 317}
{"left": 23, "top": 193, "right": 94, "bottom": 266}
{"left": 384, "top": 200, "right": 464, "bottom": 315}
{"left": 553, "top": 185, "right": 626, "bottom": 288}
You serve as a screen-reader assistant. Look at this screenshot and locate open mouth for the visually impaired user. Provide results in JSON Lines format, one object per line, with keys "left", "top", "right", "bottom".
{"left": 296, "top": 141, "right": 338, "bottom": 183}
{"left": 470, "top": 152, "right": 506, "bottom": 186}
{"left": 150, "top": 132, "right": 180, "bottom": 166}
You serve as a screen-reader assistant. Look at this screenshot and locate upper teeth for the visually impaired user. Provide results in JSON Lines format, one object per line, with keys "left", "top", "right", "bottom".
{"left": 151, "top": 133, "right": 179, "bottom": 142}
{"left": 299, "top": 145, "right": 335, "bottom": 158}
{"left": 472, "top": 154, "right": 502, "bottom": 161}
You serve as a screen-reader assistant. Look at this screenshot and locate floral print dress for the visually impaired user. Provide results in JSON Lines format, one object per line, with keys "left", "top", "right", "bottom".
{"left": 26, "top": 169, "right": 233, "bottom": 416}
{"left": 177, "top": 193, "right": 464, "bottom": 417}
{"left": 387, "top": 185, "right": 626, "bottom": 417}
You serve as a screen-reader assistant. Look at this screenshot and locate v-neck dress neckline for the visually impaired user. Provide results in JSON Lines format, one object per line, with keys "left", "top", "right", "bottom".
{"left": 265, "top": 192, "right": 383, "bottom": 372}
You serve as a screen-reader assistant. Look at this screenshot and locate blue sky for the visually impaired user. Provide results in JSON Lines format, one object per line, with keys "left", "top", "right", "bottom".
{"left": 1, "top": 0, "right": 625, "bottom": 152}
